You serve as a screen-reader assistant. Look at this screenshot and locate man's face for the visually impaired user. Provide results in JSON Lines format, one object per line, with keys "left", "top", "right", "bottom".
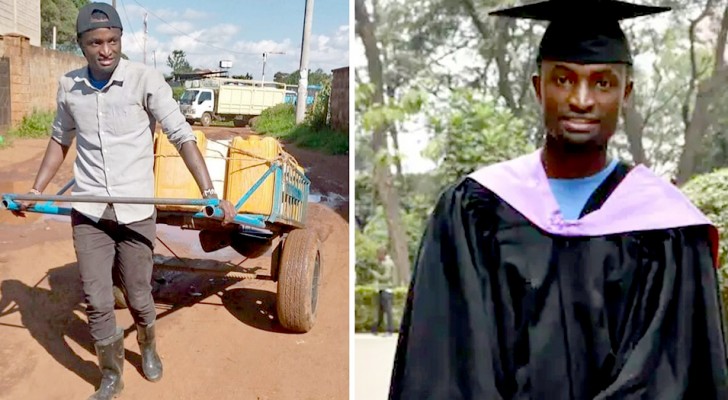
{"left": 79, "top": 27, "right": 122, "bottom": 80}
{"left": 532, "top": 61, "right": 633, "bottom": 149}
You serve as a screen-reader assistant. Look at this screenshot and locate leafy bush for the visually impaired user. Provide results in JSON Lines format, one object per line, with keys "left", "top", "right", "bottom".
{"left": 252, "top": 101, "right": 348, "bottom": 155}
{"left": 304, "top": 81, "right": 331, "bottom": 131}
{"left": 251, "top": 103, "right": 297, "bottom": 135}
{"left": 172, "top": 86, "right": 186, "bottom": 101}
{"left": 681, "top": 168, "right": 728, "bottom": 312}
{"left": 7, "top": 110, "right": 55, "bottom": 139}
{"left": 426, "top": 88, "right": 534, "bottom": 186}
{"left": 355, "top": 285, "right": 409, "bottom": 332}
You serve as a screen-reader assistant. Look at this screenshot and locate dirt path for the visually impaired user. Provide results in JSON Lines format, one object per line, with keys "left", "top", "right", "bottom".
{"left": 0, "top": 129, "right": 349, "bottom": 400}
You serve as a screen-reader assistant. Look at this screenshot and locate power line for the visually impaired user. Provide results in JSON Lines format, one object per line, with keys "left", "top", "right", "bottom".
{"left": 119, "top": 0, "right": 144, "bottom": 53}
{"left": 129, "top": 0, "right": 261, "bottom": 56}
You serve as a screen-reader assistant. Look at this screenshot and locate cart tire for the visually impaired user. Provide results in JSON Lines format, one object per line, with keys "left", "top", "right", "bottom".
{"left": 113, "top": 285, "right": 128, "bottom": 309}
{"left": 276, "top": 228, "right": 322, "bottom": 333}
{"left": 201, "top": 112, "right": 212, "bottom": 127}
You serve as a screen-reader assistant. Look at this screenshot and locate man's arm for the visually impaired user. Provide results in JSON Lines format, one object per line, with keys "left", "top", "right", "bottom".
{"left": 31, "top": 139, "right": 70, "bottom": 193}
{"left": 16, "top": 82, "right": 75, "bottom": 213}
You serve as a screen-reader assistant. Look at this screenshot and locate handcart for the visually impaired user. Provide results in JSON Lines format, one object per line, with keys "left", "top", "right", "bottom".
{"left": 0, "top": 134, "right": 322, "bottom": 333}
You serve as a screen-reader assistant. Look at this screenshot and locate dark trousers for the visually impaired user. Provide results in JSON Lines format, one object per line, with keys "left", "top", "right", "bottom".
{"left": 71, "top": 208, "right": 157, "bottom": 342}
{"left": 372, "top": 289, "right": 393, "bottom": 334}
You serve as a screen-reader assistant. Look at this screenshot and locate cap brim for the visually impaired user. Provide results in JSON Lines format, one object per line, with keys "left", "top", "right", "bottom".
{"left": 489, "top": 0, "right": 671, "bottom": 21}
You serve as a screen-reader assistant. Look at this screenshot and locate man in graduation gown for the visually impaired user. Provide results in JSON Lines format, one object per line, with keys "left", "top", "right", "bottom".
{"left": 388, "top": 0, "right": 728, "bottom": 399}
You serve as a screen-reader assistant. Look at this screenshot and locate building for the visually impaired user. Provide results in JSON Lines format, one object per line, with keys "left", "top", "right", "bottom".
{"left": 0, "top": 0, "right": 41, "bottom": 47}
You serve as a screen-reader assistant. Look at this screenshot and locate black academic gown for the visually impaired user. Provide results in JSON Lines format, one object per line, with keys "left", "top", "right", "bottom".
{"left": 389, "top": 155, "right": 728, "bottom": 400}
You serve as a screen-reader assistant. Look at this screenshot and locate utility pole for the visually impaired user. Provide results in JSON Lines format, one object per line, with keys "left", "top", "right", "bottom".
{"left": 143, "top": 13, "right": 148, "bottom": 65}
{"left": 112, "top": 0, "right": 116, "bottom": 9}
{"left": 295, "top": 0, "right": 314, "bottom": 123}
{"left": 261, "top": 51, "right": 285, "bottom": 85}
{"left": 262, "top": 52, "right": 267, "bottom": 84}
{"left": 52, "top": 26, "right": 57, "bottom": 50}
{"left": 153, "top": 50, "right": 157, "bottom": 69}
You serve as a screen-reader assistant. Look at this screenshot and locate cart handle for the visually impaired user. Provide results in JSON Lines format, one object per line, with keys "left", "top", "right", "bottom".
{"left": 1, "top": 194, "right": 220, "bottom": 207}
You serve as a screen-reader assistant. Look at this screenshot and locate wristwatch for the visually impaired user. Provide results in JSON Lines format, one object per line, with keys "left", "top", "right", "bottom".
{"left": 202, "top": 188, "right": 218, "bottom": 199}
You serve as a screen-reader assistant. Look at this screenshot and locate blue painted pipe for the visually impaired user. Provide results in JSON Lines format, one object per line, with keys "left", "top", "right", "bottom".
{"left": 198, "top": 206, "right": 266, "bottom": 228}
{"left": 2, "top": 194, "right": 220, "bottom": 206}
{"left": 3, "top": 199, "right": 73, "bottom": 216}
{"left": 4, "top": 197, "right": 267, "bottom": 229}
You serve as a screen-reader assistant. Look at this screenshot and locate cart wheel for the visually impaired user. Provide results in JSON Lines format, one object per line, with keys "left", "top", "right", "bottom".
{"left": 276, "top": 228, "right": 322, "bottom": 333}
{"left": 113, "top": 285, "right": 128, "bottom": 309}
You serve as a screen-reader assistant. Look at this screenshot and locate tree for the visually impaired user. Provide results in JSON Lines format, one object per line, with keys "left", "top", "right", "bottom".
{"left": 41, "top": 0, "right": 87, "bottom": 49}
{"left": 356, "top": 0, "right": 412, "bottom": 286}
{"left": 166, "top": 50, "right": 193, "bottom": 74}
{"left": 273, "top": 71, "right": 290, "bottom": 83}
{"left": 281, "top": 69, "right": 332, "bottom": 86}
{"left": 232, "top": 73, "right": 253, "bottom": 80}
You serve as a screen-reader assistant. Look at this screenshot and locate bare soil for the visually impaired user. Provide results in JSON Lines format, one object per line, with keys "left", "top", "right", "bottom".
{"left": 0, "top": 125, "right": 350, "bottom": 400}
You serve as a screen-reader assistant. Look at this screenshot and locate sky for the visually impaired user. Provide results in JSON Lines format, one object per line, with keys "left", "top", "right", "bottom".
{"left": 98, "top": 0, "right": 349, "bottom": 80}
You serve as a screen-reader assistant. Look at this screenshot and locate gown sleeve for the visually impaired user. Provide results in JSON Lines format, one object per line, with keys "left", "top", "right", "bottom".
{"left": 594, "top": 226, "right": 728, "bottom": 399}
{"left": 388, "top": 179, "right": 507, "bottom": 400}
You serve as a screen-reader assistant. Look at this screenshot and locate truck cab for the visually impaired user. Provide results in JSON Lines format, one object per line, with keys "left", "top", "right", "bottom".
{"left": 180, "top": 88, "right": 216, "bottom": 126}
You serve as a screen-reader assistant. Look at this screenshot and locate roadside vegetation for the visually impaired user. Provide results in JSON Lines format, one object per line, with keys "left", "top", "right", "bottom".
{"left": 0, "top": 110, "right": 55, "bottom": 148}
{"left": 251, "top": 84, "right": 348, "bottom": 156}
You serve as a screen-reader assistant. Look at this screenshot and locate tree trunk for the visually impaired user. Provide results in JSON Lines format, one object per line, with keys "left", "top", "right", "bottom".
{"left": 355, "top": 0, "right": 411, "bottom": 286}
{"left": 621, "top": 102, "right": 650, "bottom": 166}
{"left": 675, "top": 2, "right": 728, "bottom": 185}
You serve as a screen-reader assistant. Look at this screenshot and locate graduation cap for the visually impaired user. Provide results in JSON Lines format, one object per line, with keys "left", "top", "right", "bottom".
{"left": 489, "top": 0, "right": 671, "bottom": 65}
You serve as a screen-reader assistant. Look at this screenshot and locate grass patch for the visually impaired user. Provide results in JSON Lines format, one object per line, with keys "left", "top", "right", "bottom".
{"left": 7, "top": 110, "right": 54, "bottom": 139}
{"left": 253, "top": 104, "right": 297, "bottom": 134}
{"left": 252, "top": 103, "right": 348, "bottom": 156}
{"left": 0, "top": 110, "right": 55, "bottom": 148}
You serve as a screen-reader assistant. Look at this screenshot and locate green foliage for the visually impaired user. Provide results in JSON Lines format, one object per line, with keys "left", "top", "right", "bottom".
{"left": 278, "top": 69, "right": 332, "bottom": 86}
{"left": 167, "top": 50, "right": 193, "bottom": 74}
{"left": 427, "top": 88, "right": 534, "bottom": 185}
{"left": 7, "top": 110, "right": 55, "bottom": 139}
{"left": 356, "top": 201, "right": 431, "bottom": 285}
{"left": 284, "top": 125, "right": 349, "bottom": 155}
{"left": 41, "top": 0, "right": 87, "bottom": 49}
{"left": 251, "top": 104, "right": 348, "bottom": 155}
{"left": 232, "top": 73, "right": 253, "bottom": 80}
{"left": 304, "top": 81, "right": 331, "bottom": 131}
{"left": 171, "top": 86, "right": 186, "bottom": 101}
{"left": 252, "top": 104, "right": 297, "bottom": 134}
{"left": 682, "top": 169, "right": 728, "bottom": 268}
{"left": 682, "top": 169, "right": 728, "bottom": 309}
{"left": 354, "top": 285, "right": 409, "bottom": 332}
{"left": 360, "top": 89, "right": 426, "bottom": 133}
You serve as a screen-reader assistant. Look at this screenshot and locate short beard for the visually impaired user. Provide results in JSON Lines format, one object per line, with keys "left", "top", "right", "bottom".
{"left": 545, "top": 128, "right": 608, "bottom": 154}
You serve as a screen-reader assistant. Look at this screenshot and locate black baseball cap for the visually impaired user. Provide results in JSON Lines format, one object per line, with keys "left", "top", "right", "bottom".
{"left": 76, "top": 2, "right": 124, "bottom": 36}
{"left": 489, "top": 0, "right": 671, "bottom": 65}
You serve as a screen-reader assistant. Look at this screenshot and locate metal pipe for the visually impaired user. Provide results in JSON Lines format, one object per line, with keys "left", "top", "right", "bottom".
{"left": 197, "top": 207, "right": 267, "bottom": 228}
{"left": 2, "top": 194, "right": 219, "bottom": 206}
{"left": 55, "top": 179, "right": 76, "bottom": 195}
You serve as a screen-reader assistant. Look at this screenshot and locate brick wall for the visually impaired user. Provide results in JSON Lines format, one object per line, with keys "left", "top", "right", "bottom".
{"left": 0, "top": 58, "right": 10, "bottom": 133}
{"left": 0, "top": 34, "right": 86, "bottom": 130}
{"left": 0, "top": 0, "right": 41, "bottom": 47}
{"left": 329, "top": 66, "right": 349, "bottom": 134}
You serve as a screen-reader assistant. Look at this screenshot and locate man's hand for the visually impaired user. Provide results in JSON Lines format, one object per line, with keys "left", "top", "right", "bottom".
{"left": 203, "top": 188, "right": 236, "bottom": 225}
{"left": 11, "top": 190, "right": 41, "bottom": 217}
{"left": 218, "top": 199, "right": 236, "bottom": 224}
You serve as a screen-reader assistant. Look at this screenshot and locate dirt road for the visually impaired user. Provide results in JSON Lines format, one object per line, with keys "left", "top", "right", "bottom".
{"left": 0, "top": 126, "right": 349, "bottom": 400}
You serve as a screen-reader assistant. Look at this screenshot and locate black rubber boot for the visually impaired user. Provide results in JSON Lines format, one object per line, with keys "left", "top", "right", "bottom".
{"left": 137, "top": 323, "right": 163, "bottom": 382}
{"left": 88, "top": 328, "right": 125, "bottom": 400}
